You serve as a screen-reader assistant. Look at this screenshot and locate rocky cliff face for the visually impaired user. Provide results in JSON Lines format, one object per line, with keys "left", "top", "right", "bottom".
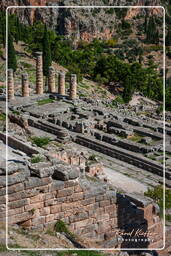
{"left": 1, "top": 0, "right": 166, "bottom": 43}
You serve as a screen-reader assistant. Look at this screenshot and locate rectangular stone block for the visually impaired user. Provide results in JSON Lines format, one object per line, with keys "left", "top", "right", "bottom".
{"left": 45, "top": 214, "right": 55, "bottom": 222}
{"left": 74, "top": 218, "right": 94, "bottom": 229}
{"left": 8, "top": 198, "right": 29, "bottom": 209}
{"left": 57, "top": 188, "right": 74, "bottom": 197}
{"left": 0, "top": 187, "right": 6, "bottom": 196}
{"left": 105, "top": 204, "right": 116, "bottom": 214}
{"left": 25, "top": 177, "right": 52, "bottom": 189}
{"left": 25, "top": 202, "right": 44, "bottom": 211}
{"left": 50, "top": 205, "right": 61, "bottom": 214}
{"left": 95, "top": 213, "right": 109, "bottom": 221}
{"left": 64, "top": 180, "right": 78, "bottom": 188}
{"left": 86, "top": 202, "right": 99, "bottom": 211}
{"left": 43, "top": 192, "right": 56, "bottom": 201}
{"left": 8, "top": 189, "right": 38, "bottom": 202}
{"left": 8, "top": 211, "right": 32, "bottom": 224}
{"left": 39, "top": 207, "right": 50, "bottom": 216}
{"left": 50, "top": 180, "right": 65, "bottom": 192}
{"left": 81, "top": 198, "right": 95, "bottom": 206}
{"left": 54, "top": 212, "right": 65, "bottom": 220}
{"left": 44, "top": 199, "right": 55, "bottom": 207}
{"left": 69, "top": 211, "right": 89, "bottom": 223}
{"left": 30, "top": 194, "right": 43, "bottom": 204}
{"left": 8, "top": 207, "right": 24, "bottom": 216}
{"left": 61, "top": 202, "right": 79, "bottom": 212}
{"left": 0, "top": 195, "right": 6, "bottom": 204}
{"left": 98, "top": 220, "right": 111, "bottom": 233}
{"left": 99, "top": 200, "right": 110, "bottom": 207}
{"left": 69, "top": 192, "right": 84, "bottom": 202}
{"left": 32, "top": 216, "right": 45, "bottom": 226}
{"left": 8, "top": 183, "right": 24, "bottom": 194}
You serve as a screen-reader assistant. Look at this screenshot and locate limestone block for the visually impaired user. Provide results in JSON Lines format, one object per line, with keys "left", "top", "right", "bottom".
{"left": 81, "top": 198, "right": 95, "bottom": 206}
{"left": 39, "top": 206, "right": 50, "bottom": 216}
{"left": 57, "top": 187, "right": 74, "bottom": 198}
{"left": 50, "top": 205, "right": 61, "bottom": 214}
{"left": 8, "top": 212, "right": 32, "bottom": 225}
{"left": 32, "top": 216, "right": 45, "bottom": 226}
{"left": 74, "top": 218, "right": 94, "bottom": 229}
{"left": 50, "top": 180, "right": 65, "bottom": 191}
{"left": 25, "top": 177, "right": 52, "bottom": 189}
{"left": 52, "top": 165, "right": 79, "bottom": 181}
{"left": 45, "top": 214, "right": 55, "bottom": 223}
{"left": 8, "top": 198, "right": 29, "bottom": 209}
{"left": 30, "top": 194, "right": 43, "bottom": 204}
{"left": 25, "top": 202, "right": 44, "bottom": 211}
{"left": 29, "top": 162, "right": 54, "bottom": 178}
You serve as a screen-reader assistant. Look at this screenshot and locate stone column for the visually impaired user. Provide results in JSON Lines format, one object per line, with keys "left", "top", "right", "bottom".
{"left": 48, "top": 66, "right": 56, "bottom": 93}
{"left": 7, "top": 69, "right": 15, "bottom": 100}
{"left": 58, "top": 71, "right": 65, "bottom": 95}
{"left": 36, "top": 52, "right": 43, "bottom": 94}
{"left": 22, "top": 73, "right": 29, "bottom": 97}
{"left": 69, "top": 74, "right": 77, "bottom": 100}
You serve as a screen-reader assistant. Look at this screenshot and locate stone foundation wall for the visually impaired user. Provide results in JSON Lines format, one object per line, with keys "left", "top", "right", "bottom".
{"left": 0, "top": 173, "right": 163, "bottom": 248}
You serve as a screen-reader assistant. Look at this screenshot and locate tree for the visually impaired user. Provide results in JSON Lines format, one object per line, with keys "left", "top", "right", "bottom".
{"left": 8, "top": 33, "right": 17, "bottom": 72}
{"left": 146, "top": 16, "right": 159, "bottom": 44}
{"left": 166, "top": 28, "right": 171, "bottom": 46}
{"left": 15, "top": 16, "right": 21, "bottom": 44}
{"left": 123, "top": 76, "right": 133, "bottom": 103}
{"left": 42, "top": 24, "right": 52, "bottom": 77}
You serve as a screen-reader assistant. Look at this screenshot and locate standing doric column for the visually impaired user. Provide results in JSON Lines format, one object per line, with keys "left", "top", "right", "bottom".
{"left": 8, "top": 69, "right": 15, "bottom": 100}
{"left": 22, "top": 73, "right": 29, "bottom": 97}
{"left": 36, "top": 52, "right": 43, "bottom": 94}
{"left": 48, "top": 66, "right": 56, "bottom": 93}
{"left": 58, "top": 71, "right": 65, "bottom": 95}
{"left": 69, "top": 74, "right": 77, "bottom": 100}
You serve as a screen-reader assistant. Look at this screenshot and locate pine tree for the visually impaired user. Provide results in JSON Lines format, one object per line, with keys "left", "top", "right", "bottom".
{"left": 8, "top": 33, "right": 17, "bottom": 72}
{"left": 146, "top": 16, "right": 159, "bottom": 44}
{"left": 123, "top": 76, "right": 133, "bottom": 103}
{"left": 166, "top": 28, "right": 171, "bottom": 46}
{"left": 42, "top": 24, "right": 52, "bottom": 77}
{"left": 15, "top": 17, "right": 21, "bottom": 44}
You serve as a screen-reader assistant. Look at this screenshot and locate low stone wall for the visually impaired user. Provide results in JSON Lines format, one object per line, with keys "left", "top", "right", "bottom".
{"left": 75, "top": 135, "right": 168, "bottom": 179}
{"left": 0, "top": 132, "right": 39, "bottom": 156}
{"left": 28, "top": 118, "right": 70, "bottom": 142}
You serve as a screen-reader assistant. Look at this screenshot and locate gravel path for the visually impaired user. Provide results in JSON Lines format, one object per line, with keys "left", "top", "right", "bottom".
{"left": 104, "top": 167, "right": 148, "bottom": 194}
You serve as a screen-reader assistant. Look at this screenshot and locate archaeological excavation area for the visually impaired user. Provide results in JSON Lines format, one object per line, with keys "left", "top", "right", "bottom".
{"left": 0, "top": 50, "right": 169, "bottom": 249}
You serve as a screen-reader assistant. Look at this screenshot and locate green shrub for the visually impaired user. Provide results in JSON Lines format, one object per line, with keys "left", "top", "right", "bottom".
{"left": 144, "top": 185, "right": 171, "bottom": 217}
{"left": 0, "top": 113, "right": 5, "bottom": 120}
{"left": 31, "top": 136, "right": 50, "bottom": 147}
{"left": 0, "top": 244, "right": 6, "bottom": 252}
{"left": 31, "top": 155, "right": 43, "bottom": 163}
{"left": 54, "top": 220, "right": 74, "bottom": 238}
{"left": 112, "top": 96, "right": 124, "bottom": 105}
{"left": 166, "top": 214, "right": 171, "bottom": 222}
{"left": 20, "top": 61, "right": 33, "bottom": 69}
{"left": 88, "top": 154, "right": 97, "bottom": 161}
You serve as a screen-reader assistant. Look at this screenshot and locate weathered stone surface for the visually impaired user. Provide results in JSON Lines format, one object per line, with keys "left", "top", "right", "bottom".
{"left": 52, "top": 165, "right": 79, "bottom": 181}
{"left": 29, "top": 162, "right": 54, "bottom": 178}
{"left": 25, "top": 177, "right": 52, "bottom": 189}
